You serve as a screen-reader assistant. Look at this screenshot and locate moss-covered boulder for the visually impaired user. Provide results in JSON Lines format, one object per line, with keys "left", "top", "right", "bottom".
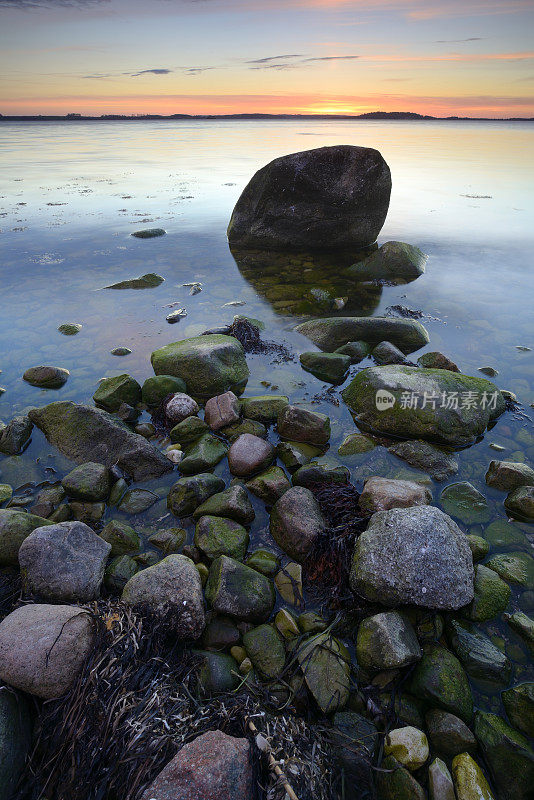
{"left": 194, "top": 515, "right": 249, "bottom": 561}
{"left": 167, "top": 473, "right": 225, "bottom": 518}
{"left": 61, "top": 462, "right": 111, "bottom": 502}
{"left": 100, "top": 519, "right": 140, "bottom": 556}
{"left": 451, "top": 753, "right": 494, "bottom": 800}
{"left": 296, "top": 316, "right": 428, "bottom": 354}
{"left": 151, "top": 335, "right": 249, "bottom": 399}
{"left": 505, "top": 485, "right": 534, "bottom": 521}
{"left": 346, "top": 241, "right": 427, "bottom": 282}
{"left": 205, "top": 555, "right": 275, "bottom": 622}
{"left": 179, "top": 433, "right": 228, "bottom": 475}
{"left": 376, "top": 755, "right": 426, "bottom": 800}
{"left": 276, "top": 440, "right": 323, "bottom": 471}
{"left": 440, "top": 482, "right": 491, "bottom": 525}
{"left": 103, "top": 271, "right": 164, "bottom": 286}
{"left": 299, "top": 351, "right": 350, "bottom": 384}
{"left": 0, "top": 509, "right": 52, "bottom": 566}
{"left": 192, "top": 484, "right": 254, "bottom": 525}
{"left": 141, "top": 374, "right": 187, "bottom": 408}
{"left": 338, "top": 433, "right": 375, "bottom": 456}
{"left": 446, "top": 618, "right": 512, "bottom": 685}
{"left": 243, "top": 624, "right": 285, "bottom": 679}
{"left": 104, "top": 554, "right": 138, "bottom": 593}
{"left": 486, "top": 551, "right": 534, "bottom": 588}
{"left": 93, "top": 374, "right": 141, "bottom": 412}
{"left": 169, "top": 415, "right": 208, "bottom": 445}
{"left": 410, "top": 644, "right": 473, "bottom": 721}
{"left": 296, "top": 632, "right": 350, "bottom": 714}
{"left": 502, "top": 683, "right": 534, "bottom": 738}
{"left": 240, "top": 395, "right": 289, "bottom": 422}
{"left": 342, "top": 366, "right": 505, "bottom": 446}
{"left": 474, "top": 711, "right": 534, "bottom": 800}
{"left": 246, "top": 466, "right": 290, "bottom": 504}
{"left": 467, "top": 564, "right": 511, "bottom": 622}
{"left": 356, "top": 611, "right": 420, "bottom": 672}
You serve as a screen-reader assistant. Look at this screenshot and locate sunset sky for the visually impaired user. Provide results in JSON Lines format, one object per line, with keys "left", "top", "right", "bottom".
{"left": 1, "top": 0, "right": 533, "bottom": 118}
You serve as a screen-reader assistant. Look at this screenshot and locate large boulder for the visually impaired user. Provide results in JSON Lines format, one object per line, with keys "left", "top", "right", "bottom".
{"left": 151, "top": 335, "right": 249, "bottom": 399}
{"left": 350, "top": 505, "right": 474, "bottom": 610}
{"left": 19, "top": 521, "right": 111, "bottom": 603}
{"left": 296, "top": 316, "right": 428, "bottom": 353}
{"left": 0, "top": 509, "right": 52, "bottom": 567}
{"left": 0, "top": 604, "right": 95, "bottom": 699}
{"left": 227, "top": 145, "right": 391, "bottom": 251}
{"left": 270, "top": 486, "right": 326, "bottom": 561}
{"left": 342, "top": 365, "right": 505, "bottom": 446}
{"left": 28, "top": 402, "right": 172, "bottom": 481}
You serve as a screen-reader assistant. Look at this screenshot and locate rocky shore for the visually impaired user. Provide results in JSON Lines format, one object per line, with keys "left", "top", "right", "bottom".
{"left": 0, "top": 145, "right": 533, "bottom": 800}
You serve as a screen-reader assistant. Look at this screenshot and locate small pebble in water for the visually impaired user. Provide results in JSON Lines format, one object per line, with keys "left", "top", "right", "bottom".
{"left": 111, "top": 347, "right": 132, "bottom": 356}
{"left": 166, "top": 308, "right": 187, "bottom": 323}
{"left": 222, "top": 300, "right": 246, "bottom": 307}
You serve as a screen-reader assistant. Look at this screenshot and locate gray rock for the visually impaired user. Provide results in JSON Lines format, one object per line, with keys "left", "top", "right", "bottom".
{"left": 93, "top": 374, "right": 141, "bottom": 412}
{"left": 194, "top": 515, "right": 249, "bottom": 561}
{"left": 227, "top": 433, "right": 275, "bottom": 477}
{"left": 167, "top": 473, "right": 225, "bottom": 517}
{"left": 505, "top": 485, "right": 534, "bottom": 521}
{"left": 372, "top": 341, "right": 408, "bottom": 365}
{"left": 204, "top": 391, "right": 240, "bottom": 431}
{"left": 118, "top": 488, "right": 159, "bottom": 514}
{"left": 130, "top": 229, "right": 165, "bottom": 239}
{"left": 356, "top": 611, "right": 421, "bottom": 671}
{"left": 0, "top": 604, "right": 95, "bottom": 699}
{"left": 0, "top": 509, "right": 52, "bottom": 566}
{"left": 0, "top": 415, "right": 33, "bottom": 455}
{"left": 359, "top": 476, "right": 431, "bottom": 514}
{"left": 346, "top": 240, "right": 427, "bottom": 281}
{"left": 299, "top": 351, "right": 350, "bottom": 383}
{"left": 192, "top": 484, "right": 255, "bottom": 525}
{"left": 164, "top": 392, "right": 199, "bottom": 424}
{"left": 296, "top": 315, "right": 429, "bottom": 354}
{"left": 28, "top": 402, "right": 172, "bottom": 481}
{"left": 429, "top": 758, "right": 456, "bottom": 800}
{"left": 486, "top": 460, "right": 534, "bottom": 491}
{"left": 205, "top": 555, "right": 275, "bottom": 622}
{"left": 19, "top": 521, "right": 111, "bottom": 602}
{"left": 0, "top": 686, "right": 33, "bottom": 798}
{"left": 245, "top": 466, "right": 291, "bottom": 504}
{"left": 61, "top": 461, "right": 111, "bottom": 502}
{"left": 227, "top": 145, "right": 391, "bottom": 251}
{"left": 270, "top": 486, "right": 326, "bottom": 561}
{"left": 23, "top": 365, "right": 69, "bottom": 389}
{"left": 426, "top": 709, "right": 477, "bottom": 757}
{"left": 335, "top": 340, "right": 370, "bottom": 364}
{"left": 388, "top": 439, "right": 458, "bottom": 481}
{"left": 447, "top": 619, "right": 512, "bottom": 685}
{"left": 277, "top": 405, "right": 330, "bottom": 447}
{"left": 350, "top": 505, "right": 474, "bottom": 610}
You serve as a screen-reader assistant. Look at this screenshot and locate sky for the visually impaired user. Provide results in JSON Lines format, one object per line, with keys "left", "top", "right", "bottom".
{"left": 1, "top": 0, "right": 533, "bottom": 118}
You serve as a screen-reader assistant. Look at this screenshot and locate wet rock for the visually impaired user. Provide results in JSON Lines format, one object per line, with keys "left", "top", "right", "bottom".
{"left": 296, "top": 632, "right": 350, "bottom": 713}
{"left": 104, "top": 271, "right": 164, "bottom": 289}
{"left": 483, "top": 520, "right": 529, "bottom": 549}
{"left": 440, "top": 482, "right": 490, "bottom": 525}
{"left": 292, "top": 461, "right": 350, "bottom": 488}
{"left": 338, "top": 432, "right": 375, "bottom": 455}
{"left": 0, "top": 415, "right": 33, "bottom": 455}
{"left": 502, "top": 683, "right": 534, "bottom": 738}
{"left": 192, "top": 484, "right": 254, "bottom": 525}
{"left": 195, "top": 651, "right": 240, "bottom": 694}
{"left": 111, "top": 347, "right": 131, "bottom": 356}
{"left": 506, "top": 610, "right": 534, "bottom": 648}
{"left": 335, "top": 340, "right": 370, "bottom": 364}
{"left": 388, "top": 439, "right": 458, "bottom": 481}
{"left": 151, "top": 334, "right": 249, "bottom": 399}
{"left": 221, "top": 418, "right": 267, "bottom": 442}
{"left": 467, "top": 564, "right": 511, "bottom": 622}
{"left": 0, "top": 484, "right": 13, "bottom": 504}
{"left": 0, "top": 509, "right": 52, "bottom": 566}
{"left": 164, "top": 393, "right": 199, "bottom": 425}
{"left": 240, "top": 394, "right": 289, "bottom": 422}
{"left": 170, "top": 415, "right": 208, "bottom": 445}
{"left": 426, "top": 709, "right": 477, "bottom": 757}
{"left": 275, "top": 608, "right": 299, "bottom": 639}
{"left": 141, "top": 374, "right": 187, "bottom": 407}
{"left": 485, "top": 460, "right": 534, "bottom": 492}
{"left": 417, "top": 351, "right": 460, "bottom": 372}
{"left": 410, "top": 644, "right": 473, "bottom": 721}
{"left": 135, "top": 422, "right": 155, "bottom": 438}
{"left": 270, "top": 486, "right": 326, "bottom": 561}
{"left": 384, "top": 726, "right": 429, "bottom": 771}
{"left": 104, "top": 554, "right": 138, "bottom": 593}
{"left": 347, "top": 240, "right": 427, "bottom": 282}
{"left": 275, "top": 562, "right": 303, "bottom": 606}
{"left": 350, "top": 505, "right": 474, "bottom": 610}
{"left": 194, "top": 515, "right": 249, "bottom": 561}
{"left": 202, "top": 617, "right": 240, "bottom": 650}
{"left": 429, "top": 757, "right": 456, "bottom": 800}
{"left": 296, "top": 315, "right": 428, "bottom": 354}
{"left": 243, "top": 624, "right": 285, "bottom": 678}
{"left": 244, "top": 548, "right": 280, "bottom": 577}
{"left": 372, "top": 340, "right": 408, "bottom": 365}
{"left": 119, "top": 488, "right": 159, "bottom": 514}
{"left": 331, "top": 711, "right": 377, "bottom": 793}
{"left": 29, "top": 484, "right": 65, "bottom": 518}
{"left": 377, "top": 755, "right": 426, "bottom": 800}
{"left": 446, "top": 619, "right": 512, "bottom": 685}
{"left": 0, "top": 604, "right": 95, "bottom": 699}
{"left": 227, "top": 145, "right": 391, "bottom": 251}
{"left": 204, "top": 391, "right": 240, "bottom": 431}
{"left": 140, "top": 729, "right": 253, "bottom": 800}
{"left": 23, "top": 365, "right": 69, "bottom": 389}
{"left": 343, "top": 366, "right": 505, "bottom": 446}
{"left": 466, "top": 537, "right": 488, "bottom": 564}
{"left": 93, "top": 374, "right": 141, "bottom": 412}
{"left": 19, "top": 520, "right": 110, "bottom": 602}
{"left": 0, "top": 686, "right": 33, "bottom": 797}
{"left": 245, "top": 466, "right": 290, "bottom": 504}
{"left": 474, "top": 711, "right": 534, "bottom": 800}
{"left": 122, "top": 554, "right": 205, "bottom": 638}
{"left": 299, "top": 351, "right": 350, "bottom": 383}
{"left": 227, "top": 433, "right": 275, "bottom": 477}
{"left": 356, "top": 611, "right": 420, "bottom": 671}
{"left": 167, "top": 473, "right": 225, "bottom": 517}
{"left": 130, "top": 229, "right": 165, "bottom": 239}
{"left": 58, "top": 322, "right": 82, "bottom": 335}
{"left": 486, "top": 551, "right": 534, "bottom": 587}
{"left": 179, "top": 433, "right": 228, "bottom": 474}
{"left": 61, "top": 461, "right": 111, "bottom": 502}
{"left": 277, "top": 405, "right": 330, "bottom": 447}
{"left": 100, "top": 520, "right": 140, "bottom": 555}
{"left": 277, "top": 440, "right": 322, "bottom": 471}
{"left": 505, "top": 485, "right": 534, "bottom": 520}
{"left": 359, "top": 476, "right": 431, "bottom": 514}
{"left": 149, "top": 527, "right": 186, "bottom": 554}
{"left": 452, "top": 753, "right": 494, "bottom": 800}
{"left": 205, "top": 555, "right": 274, "bottom": 622}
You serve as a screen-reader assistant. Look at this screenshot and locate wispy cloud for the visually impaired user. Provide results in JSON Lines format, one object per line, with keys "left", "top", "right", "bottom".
{"left": 246, "top": 54, "right": 304, "bottom": 64}
{"left": 434, "top": 38, "right": 484, "bottom": 43}
{"left": 0, "top": 0, "right": 108, "bottom": 8}
{"left": 130, "top": 68, "right": 172, "bottom": 76}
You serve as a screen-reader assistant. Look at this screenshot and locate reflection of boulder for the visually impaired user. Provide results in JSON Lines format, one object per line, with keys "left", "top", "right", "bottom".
{"left": 227, "top": 145, "right": 391, "bottom": 251}
{"left": 230, "top": 245, "right": 383, "bottom": 317}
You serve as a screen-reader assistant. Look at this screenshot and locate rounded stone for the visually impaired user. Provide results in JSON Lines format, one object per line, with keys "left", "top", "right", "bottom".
{"left": 227, "top": 433, "right": 275, "bottom": 477}
{"left": 23, "top": 365, "right": 69, "bottom": 389}
{"left": 194, "top": 515, "right": 249, "bottom": 561}
{"left": 270, "top": 486, "right": 326, "bottom": 562}
{"left": 356, "top": 611, "right": 421, "bottom": 672}
{"left": 384, "top": 726, "right": 429, "bottom": 771}
{"left": 164, "top": 392, "right": 199, "bottom": 424}
{"left": 61, "top": 461, "right": 111, "bottom": 502}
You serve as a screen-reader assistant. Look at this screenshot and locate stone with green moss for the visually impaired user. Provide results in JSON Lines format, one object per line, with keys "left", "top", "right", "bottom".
{"left": 505, "top": 486, "right": 534, "bottom": 521}
{"left": 244, "top": 548, "right": 280, "bottom": 577}
{"left": 451, "top": 753, "right": 494, "bottom": 800}
{"left": 296, "top": 632, "right": 350, "bottom": 714}
{"left": 440, "top": 482, "right": 491, "bottom": 525}
{"left": 243, "top": 624, "right": 285, "bottom": 679}
{"left": 298, "top": 612, "right": 327, "bottom": 635}
{"left": 410, "top": 644, "right": 473, "bottom": 721}
{"left": 0, "top": 485, "right": 13, "bottom": 504}
{"left": 474, "top": 711, "right": 534, "bottom": 800}
{"left": 276, "top": 440, "right": 323, "bottom": 471}
{"left": 356, "top": 611, "right": 420, "bottom": 672}
{"left": 467, "top": 534, "right": 489, "bottom": 561}
{"left": 222, "top": 418, "right": 267, "bottom": 442}
{"left": 486, "top": 551, "right": 534, "bottom": 588}
{"left": 193, "top": 484, "right": 254, "bottom": 525}
{"left": 0, "top": 509, "right": 52, "bottom": 566}
{"left": 167, "top": 473, "right": 225, "bottom": 517}
{"left": 246, "top": 466, "right": 290, "bottom": 505}
{"left": 194, "top": 515, "right": 249, "bottom": 561}
{"left": 296, "top": 316, "right": 429, "bottom": 354}
{"left": 502, "top": 683, "right": 534, "bottom": 738}
{"left": 446, "top": 619, "right": 512, "bottom": 685}
{"left": 205, "top": 555, "right": 275, "bottom": 622}
{"left": 335, "top": 340, "right": 370, "bottom": 364}
{"left": 195, "top": 650, "right": 240, "bottom": 694}
{"left": 179, "top": 433, "right": 228, "bottom": 475}
{"left": 100, "top": 519, "right": 140, "bottom": 556}
{"left": 141, "top": 375, "right": 186, "bottom": 408}
{"left": 61, "top": 461, "right": 111, "bottom": 502}
{"left": 104, "top": 554, "right": 138, "bottom": 593}
{"left": 483, "top": 520, "right": 528, "bottom": 550}
{"left": 240, "top": 395, "right": 289, "bottom": 422}
{"left": 148, "top": 527, "right": 186, "bottom": 554}
{"left": 346, "top": 241, "right": 427, "bottom": 282}
{"left": 292, "top": 461, "right": 350, "bottom": 489}
{"left": 93, "top": 374, "right": 141, "bottom": 412}
{"left": 169, "top": 415, "right": 208, "bottom": 446}
{"left": 468, "top": 564, "right": 511, "bottom": 622}
{"left": 376, "top": 755, "right": 426, "bottom": 800}
{"left": 299, "top": 351, "right": 350, "bottom": 383}
{"left": 507, "top": 611, "right": 534, "bottom": 649}
{"left": 275, "top": 608, "right": 299, "bottom": 639}
{"left": 338, "top": 433, "right": 375, "bottom": 456}
{"left": 58, "top": 322, "right": 82, "bottom": 335}
{"left": 23, "top": 365, "right": 69, "bottom": 389}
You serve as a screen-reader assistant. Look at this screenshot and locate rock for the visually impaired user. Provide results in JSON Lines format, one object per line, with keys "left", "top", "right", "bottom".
{"left": 141, "top": 375, "right": 187, "bottom": 408}
{"left": 359, "top": 476, "right": 431, "bottom": 514}
{"left": 204, "top": 391, "right": 240, "bottom": 431}
{"left": 246, "top": 466, "right": 290, "bottom": 504}
{"left": 388, "top": 439, "right": 458, "bottom": 481}
{"left": 484, "top": 520, "right": 528, "bottom": 549}
{"left": 296, "top": 632, "right": 350, "bottom": 713}
{"left": 119, "top": 488, "right": 158, "bottom": 514}
{"left": 149, "top": 528, "right": 186, "bottom": 554}
{"left": 331, "top": 711, "right": 378, "bottom": 791}
{"left": 61, "top": 461, "right": 111, "bottom": 502}
{"left": 151, "top": 335, "right": 249, "bottom": 399}
{"left": 440, "top": 482, "right": 490, "bottom": 525}
{"left": 452, "top": 753, "right": 494, "bottom": 800}
{"left": 111, "top": 347, "right": 132, "bottom": 357}
{"left": 502, "top": 683, "right": 534, "bottom": 738}
{"left": 486, "top": 551, "right": 534, "bottom": 587}
{"left": 356, "top": 611, "right": 420, "bottom": 671}
{"left": 350, "top": 506, "right": 474, "bottom": 610}
{"left": 467, "top": 564, "right": 511, "bottom": 622}
{"left": 0, "top": 415, "right": 33, "bottom": 455}
{"left": 299, "top": 351, "right": 350, "bottom": 383}
{"left": 194, "top": 516, "right": 249, "bottom": 561}
{"left": 507, "top": 610, "right": 534, "bottom": 648}
{"left": 426, "top": 709, "right": 477, "bottom": 757}
{"left": 104, "top": 272, "right": 164, "bottom": 289}
{"left": 335, "top": 340, "right": 370, "bottom": 364}
{"left": 122, "top": 555, "right": 205, "bottom": 638}
{"left": 347, "top": 241, "right": 427, "bottom": 282}
{"left": 384, "top": 726, "right": 429, "bottom": 771}
{"left": 275, "top": 562, "right": 303, "bottom": 606}
{"left": 0, "top": 604, "right": 95, "bottom": 699}
{"left": 227, "top": 145, "right": 391, "bottom": 251}
{"left": 474, "top": 711, "right": 534, "bottom": 800}
{"left": 338, "top": 433, "right": 375, "bottom": 455}
{"left": 202, "top": 617, "right": 240, "bottom": 650}
{"left": 23, "top": 365, "right": 69, "bottom": 389}
{"left": 131, "top": 229, "right": 165, "bottom": 239}
{"left": 70, "top": 501, "right": 105, "bottom": 524}
{"left": 205, "top": 555, "right": 274, "bottom": 622}
{"left": 429, "top": 758, "right": 456, "bottom": 800}
{"left": 0, "top": 686, "right": 33, "bottom": 798}
{"left": 275, "top": 608, "right": 299, "bottom": 639}
{"left": 410, "top": 644, "right": 473, "bottom": 721}
{"left": 29, "top": 402, "right": 171, "bottom": 481}
{"left": 93, "top": 374, "right": 141, "bottom": 412}
{"left": 377, "top": 755, "right": 426, "bottom": 800}
{"left": 192, "top": 484, "right": 254, "bottom": 525}
{"left": 195, "top": 650, "right": 240, "bottom": 694}
{"left": 417, "top": 351, "right": 460, "bottom": 372}
{"left": 179, "top": 433, "right": 228, "bottom": 474}
{"left": 244, "top": 549, "right": 280, "bottom": 577}
{"left": 140, "top": 729, "right": 253, "bottom": 800}
{"left": 277, "top": 405, "right": 330, "bottom": 447}
{"left": 240, "top": 395, "right": 289, "bottom": 422}
{"left": 292, "top": 461, "right": 350, "bottom": 488}
{"left": 100, "top": 519, "right": 140, "bottom": 555}
{"left": 227, "top": 433, "right": 275, "bottom": 477}
{"left": 372, "top": 341, "right": 408, "bottom": 365}
{"left": 270, "top": 486, "right": 325, "bottom": 561}
{"left": 19, "top": 521, "right": 111, "bottom": 602}
{"left": 505, "top": 485, "right": 534, "bottom": 520}
{"left": 222, "top": 418, "right": 267, "bottom": 442}
{"left": 446, "top": 619, "right": 512, "bottom": 685}
{"left": 0, "top": 509, "right": 52, "bottom": 566}
{"left": 342, "top": 366, "right": 505, "bottom": 446}
{"left": 243, "top": 624, "right": 285, "bottom": 679}
{"left": 170, "top": 415, "right": 208, "bottom": 445}
{"left": 58, "top": 322, "right": 82, "bottom": 335}
{"left": 164, "top": 393, "right": 199, "bottom": 424}
{"left": 0, "top": 484, "right": 12, "bottom": 504}
{"left": 277, "top": 440, "right": 322, "bottom": 471}
{"left": 104, "top": 555, "right": 138, "bottom": 593}
{"left": 296, "top": 315, "right": 428, "bottom": 354}
{"left": 167, "top": 473, "right": 226, "bottom": 518}
{"left": 485, "top": 460, "right": 534, "bottom": 492}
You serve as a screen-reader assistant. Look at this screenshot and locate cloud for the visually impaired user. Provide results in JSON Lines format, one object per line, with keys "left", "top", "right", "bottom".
{"left": 246, "top": 54, "right": 304, "bottom": 64}
{"left": 247, "top": 53, "right": 359, "bottom": 70}
{"left": 130, "top": 68, "right": 172, "bottom": 76}
{"left": 0, "top": 0, "right": 108, "bottom": 8}
{"left": 434, "top": 38, "right": 484, "bottom": 43}
{"left": 302, "top": 54, "right": 359, "bottom": 61}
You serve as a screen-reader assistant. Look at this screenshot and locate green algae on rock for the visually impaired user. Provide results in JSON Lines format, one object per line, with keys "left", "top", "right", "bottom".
{"left": 0, "top": 509, "right": 53, "bottom": 566}
{"left": 410, "top": 644, "right": 473, "bottom": 721}
{"left": 467, "top": 564, "right": 511, "bottom": 622}
{"left": 299, "top": 351, "right": 350, "bottom": 383}
{"left": 346, "top": 241, "right": 427, "bottom": 282}
{"left": 23, "top": 365, "right": 69, "bottom": 389}
{"left": 296, "top": 315, "right": 429, "bottom": 354}
{"left": 93, "top": 374, "right": 141, "bottom": 412}
{"left": 440, "top": 481, "right": 491, "bottom": 525}
{"left": 474, "top": 711, "right": 534, "bottom": 800}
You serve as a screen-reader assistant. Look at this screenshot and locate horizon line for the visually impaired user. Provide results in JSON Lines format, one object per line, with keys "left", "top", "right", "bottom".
{"left": 1, "top": 110, "right": 533, "bottom": 121}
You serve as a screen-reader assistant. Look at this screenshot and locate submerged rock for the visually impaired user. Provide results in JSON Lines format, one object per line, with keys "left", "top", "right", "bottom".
{"left": 58, "top": 322, "right": 82, "bottom": 335}
{"left": 446, "top": 618, "right": 512, "bottom": 685}
{"left": 485, "top": 459, "right": 534, "bottom": 492}
{"left": 505, "top": 485, "right": 534, "bottom": 521}
{"left": 240, "top": 394, "right": 289, "bottom": 421}
{"left": 347, "top": 241, "right": 427, "bottom": 282}
{"left": 130, "top": 229, "right": 165, "bottom": 239}
{"left": 417, "top": 351, "right": 460, "bottom": 372}
{"left": 358, "top": 476, "right": 431, "bottom": 513}
{"left": 93, "top": 374, "right": 141, "bottom": 412}
{"left": 440, "top": 481, "right": 491, "bottom": 525}
{"left": 227, "top": 145, "right": 391, "bottom": 251}
{"left": 61, "top": 461, "right": 111, "bottom": 502}
{"left": 390, "top": 440, "right": 460, "bottom": 484}
{"left": 103, "top": 271, "right": 164, "bottom": 289}
{"left": 474, "top": 711, "right": 534, "bottom": 800}
{"left": 299, "top": 351, "right": 350, "bottom": 383}
{"left": 410, "top": 644, "right": 473, "bottom": 721}
{"left": 23, "top": 365, "right": 69, "bottom": 389}
{"left": 296, "top": 315, "right": 428, "bottom": 353}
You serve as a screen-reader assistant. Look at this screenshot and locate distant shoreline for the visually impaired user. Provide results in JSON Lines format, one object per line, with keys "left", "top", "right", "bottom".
{"left": 1, "top": 112, "right": 533, "bottom": 122}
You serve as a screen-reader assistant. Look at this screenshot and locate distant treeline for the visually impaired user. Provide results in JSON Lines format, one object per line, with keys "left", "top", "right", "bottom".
{"left": 0, "top": 112, "right": 533, "bottom": 122}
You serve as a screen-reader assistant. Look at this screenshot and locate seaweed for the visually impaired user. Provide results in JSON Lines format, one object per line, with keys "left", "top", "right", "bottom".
{"left": 228, "top": 318, "right": 294, "bottom": 361}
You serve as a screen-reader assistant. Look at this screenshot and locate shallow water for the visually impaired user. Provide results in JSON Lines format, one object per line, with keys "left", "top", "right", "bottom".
{"left": 1, "top": 118, "right": 533, "bottom": 721}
